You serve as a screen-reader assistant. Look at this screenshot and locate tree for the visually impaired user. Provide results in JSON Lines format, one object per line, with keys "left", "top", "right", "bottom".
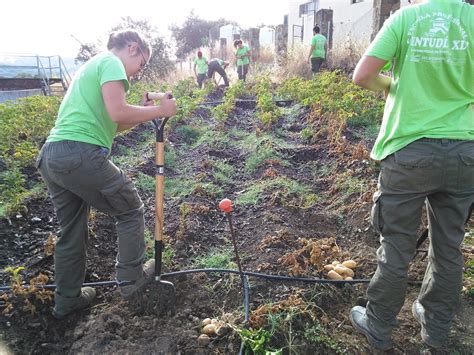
{"left": 170, "top": 12, "right": 237, "bottom": 60}
{"left": 74, "top": 17, "right": 173, "bottom": 80}
{"left": 111, "top": 17, "right": 173, "bottom": 80}
{"left": 74, "top": 43, "right": 99, "bottom": 65}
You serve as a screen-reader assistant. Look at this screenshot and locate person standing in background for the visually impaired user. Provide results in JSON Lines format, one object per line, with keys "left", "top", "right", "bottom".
{"left": 307, "top": 25, "right": 327, "bottom": 75}
{"left": 233, "top": 40, "right": 251, "bottom": 81}
{"left": 348, "top": 0, "right": 473, "bottom": 351}
{"left": 193, "top": 50, "right": 208, "bottom": 88}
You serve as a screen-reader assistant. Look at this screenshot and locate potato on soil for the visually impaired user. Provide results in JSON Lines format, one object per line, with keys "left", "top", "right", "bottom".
{"left": 202, "top": 324, "right": 217, "bottom": 335}
{"left": 197, "top": 334, "right": 211, "bottom": 346}
{"left": 324, "top": 264, "right": 334, "bottom": 271}
{"left": 201, "top": 318, "right": 212, "bottom": 327}
{"left": 342, "top": 260, "right": 357, "bottom": 269}
{"left": 327, "top": 270, "right": 343, "bottom": 280}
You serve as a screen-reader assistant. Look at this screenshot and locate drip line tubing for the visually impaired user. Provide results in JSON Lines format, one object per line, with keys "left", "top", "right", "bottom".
{"left": 0, "top": 267, "right": 373, "bottom": 292}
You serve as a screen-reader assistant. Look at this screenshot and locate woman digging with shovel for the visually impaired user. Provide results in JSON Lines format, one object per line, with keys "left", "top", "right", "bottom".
{"left": 36, "top": 29, "right": 177, "bottom": 319}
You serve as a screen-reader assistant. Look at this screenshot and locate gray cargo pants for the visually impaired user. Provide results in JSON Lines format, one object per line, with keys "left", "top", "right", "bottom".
{"left": 37, "top": 140, "right": 145, "bottom": 308}
{"left": 366, "top": 138, "right": 474, "bottom": 343}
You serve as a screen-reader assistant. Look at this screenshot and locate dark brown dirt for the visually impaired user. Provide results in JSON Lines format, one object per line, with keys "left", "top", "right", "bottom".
{"left": 1, "top": 91, "right": 473, "bottom": 355}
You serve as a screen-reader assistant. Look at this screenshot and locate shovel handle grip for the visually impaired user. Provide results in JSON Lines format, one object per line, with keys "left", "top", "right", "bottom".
{"left": 147, "top": 92, "right": 173, "bottom": 101}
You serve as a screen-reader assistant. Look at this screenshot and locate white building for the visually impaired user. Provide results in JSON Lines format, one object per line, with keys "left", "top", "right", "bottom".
{"left": 219, "top": 24, "right": 241, "bottom": 44}
{"left": 287, "top": 0, "right": 410, "bottom": 49}
{"left": 259, "top": 27, "right": 276, "bottom": 47}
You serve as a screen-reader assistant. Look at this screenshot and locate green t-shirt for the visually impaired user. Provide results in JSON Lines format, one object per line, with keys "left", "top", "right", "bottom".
{"left": 310, "top": 34, "right": 327, "bottom": 59}
{"left": 366, "top": 0, "right": 473, "bottom": 160}
{"left": 194, "top": 57, "right": 208, "bottom": 74}
{"left": 236, "top": 46, "right": 251, "bottom": 66}
{"left": 210, "top": 58, "right": 225, "bottom": 67}
{"left": 47, "top": 52, "right": 129, "bottom": 150}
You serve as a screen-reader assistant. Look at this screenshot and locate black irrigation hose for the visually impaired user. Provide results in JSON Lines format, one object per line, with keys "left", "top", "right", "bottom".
{"left": 197, "top": 99, "right": 294, "bottom": 106}
{"left": 0, "top": 268, "right": 371, "bottom": 292}
{"left": 0, "top": 267, "right": 407, "bottom": 354}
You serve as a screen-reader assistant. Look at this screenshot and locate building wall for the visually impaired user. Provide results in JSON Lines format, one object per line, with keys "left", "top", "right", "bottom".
{"left": 287, "top": 0, "right": 410, "bottom": 50}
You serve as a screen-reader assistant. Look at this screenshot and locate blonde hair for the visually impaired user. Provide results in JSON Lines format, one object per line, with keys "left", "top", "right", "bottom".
{"left": 107, "top": 29, "right": 152, "bottom": 57}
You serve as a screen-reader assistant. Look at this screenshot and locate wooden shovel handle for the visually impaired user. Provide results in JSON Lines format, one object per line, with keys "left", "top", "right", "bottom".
{"left": 155, "top": 140, "right": 164, "bottom": 242}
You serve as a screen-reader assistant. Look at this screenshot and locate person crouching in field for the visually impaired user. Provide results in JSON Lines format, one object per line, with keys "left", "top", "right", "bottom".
{"left": 36, "top": 29, "right": 177, "bottom": 319}
{"left": 234, "top": 40, "right": 251, "bottom": 81}
{"left": 349, "top": 0, "right": 473, "bottom": 351}
{"left": 207, "top": 58, "right": 229, "bottom": 87}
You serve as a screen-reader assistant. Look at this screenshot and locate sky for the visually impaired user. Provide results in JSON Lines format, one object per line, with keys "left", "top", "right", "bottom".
{"left": 1, "top": 0, "right": 289, "bottom": 58}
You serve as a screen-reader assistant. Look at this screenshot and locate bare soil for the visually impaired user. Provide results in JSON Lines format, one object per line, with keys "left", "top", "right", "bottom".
{"left": 1, "top": 88, "right": 473, "bottom": 354}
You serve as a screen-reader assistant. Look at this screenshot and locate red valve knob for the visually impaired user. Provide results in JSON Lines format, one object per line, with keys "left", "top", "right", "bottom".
{"left": 219, "top": 198, "right": 233, "bottom": 213}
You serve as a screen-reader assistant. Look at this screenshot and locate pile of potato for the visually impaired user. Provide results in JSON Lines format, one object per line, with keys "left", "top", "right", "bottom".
{"left": 197, "top": 318, "right": 229, "bottom": 346}
{"left": 324, "top": 259, "right": 357, "bottom": 281}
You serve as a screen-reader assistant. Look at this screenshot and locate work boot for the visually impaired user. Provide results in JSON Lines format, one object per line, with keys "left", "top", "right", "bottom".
{"left": 52, "top": 287, "right": 96, "bottom": 319}
{"left": 119, "top": 259, "right": 155, "bottom": 300}
{"left": 349, "top": 306, "right": 394, "bottom": 351}
{"left": 412, "top": 300, "right": 445, "bottom": 349}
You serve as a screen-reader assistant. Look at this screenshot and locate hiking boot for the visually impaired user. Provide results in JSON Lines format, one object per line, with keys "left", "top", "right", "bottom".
{"left": 412, "top": 300, "right": 445, "bottom": 349}
{"left": 119, "top": 259, "right": 155, "bottom": 300}
{"left": 349, "top": 306, "right": 394, "bottom": 351}
{"left": 52, "top": 287, "right": 96, "bottom": 319}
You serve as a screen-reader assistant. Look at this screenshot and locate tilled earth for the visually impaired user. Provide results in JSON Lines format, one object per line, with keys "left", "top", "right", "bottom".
{"left": 1, "top": 88, "right": 473, "bottom": 354}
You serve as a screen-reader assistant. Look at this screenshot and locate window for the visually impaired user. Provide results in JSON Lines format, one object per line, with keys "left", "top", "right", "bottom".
{"left": 299, "top": 1, "right": 318, "bottom": 16}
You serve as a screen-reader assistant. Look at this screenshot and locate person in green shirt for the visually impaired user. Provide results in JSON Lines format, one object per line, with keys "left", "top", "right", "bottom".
{"left": 307, "top": 25, "right": 327, "bottom": 75}
{"left": 193, "top": 51, "right": 208, "bottom": 88}
{"left": 349, "top": 0, "right": 473, "bottom": 351}
{"left": 36, "top": 29, "right": 177, "bottom": 319}
{"left": 207, "top": 58, "right": 230, "bottom": 87}
{"left": 234, "top": 39, "right": 251, "bottom": 81}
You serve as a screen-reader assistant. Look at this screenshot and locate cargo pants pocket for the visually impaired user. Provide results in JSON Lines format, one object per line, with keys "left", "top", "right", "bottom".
{"left": 458, "top": 148, "right": 474, "bottom": 189}
{"left": 100, "top": 178, "right": 142, "bottom": 216}
{"left": 371, "top": 191, "right": 384, "bottom": 235}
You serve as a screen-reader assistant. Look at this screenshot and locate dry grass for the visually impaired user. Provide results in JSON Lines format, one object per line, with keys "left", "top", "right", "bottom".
{"left": 327, "top": 36, "right": 368, "bottom": 70}
{"left": 274, "top": 44, "right": 312, "bottom": 81}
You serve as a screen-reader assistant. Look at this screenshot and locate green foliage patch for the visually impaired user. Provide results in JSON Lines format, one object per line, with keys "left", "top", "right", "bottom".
{"left": 0, "top": 96, "right": 60, "bottom": 217}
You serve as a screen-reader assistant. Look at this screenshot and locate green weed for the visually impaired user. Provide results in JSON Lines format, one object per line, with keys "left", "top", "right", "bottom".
{"left": 174, "top": 124, "right": 202, "bottom": 144}
{"left": 165, "top": 177, "right": 196, "bottom": 198}
{"left": 236, "top": 177, "right": 318, "bottom": 209}
{"left": 211, "top": 159, "right": 236, "bottom": 185}
{"left": 193, "top": 247, "right": 236, "bottom": 269}
{"left": 303, "top": 322, "right": 345, "bottom": 354}
{"left": 134, "top": 172, "right": 155, "bottom": 193}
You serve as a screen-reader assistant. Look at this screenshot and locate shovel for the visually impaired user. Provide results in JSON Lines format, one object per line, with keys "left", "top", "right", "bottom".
{"left": 148, "top": 92, "right": 176, "bottom": 315}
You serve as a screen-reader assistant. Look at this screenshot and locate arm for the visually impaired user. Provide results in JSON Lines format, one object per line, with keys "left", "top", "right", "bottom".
{"left": 308, "top": 45, "right": 315, "bottom": 62}
{"left": 353, "top": 55, "right": 391, "bottom": 96}
{"left": 324, "top": 42, "right": 328, "bottom": 59}
{"left": 102, "top": 81, "right": 177, "bottom": 126}
{"left": 193, "top": 63, "right": 197, "bottom": 76}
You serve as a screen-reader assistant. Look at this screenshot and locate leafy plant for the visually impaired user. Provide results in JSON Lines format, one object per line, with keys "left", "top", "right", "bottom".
{"left": 0, "top": 96, "right": 61, "bottom": 217}
{"left": 1, "top": 267, "right": 53, "bottom": 316}
{"left": 235, "top": 327, "right": 282, "bottom": 355}
{"left": 255, "top": 76, "right": 281, "bottom": 129}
